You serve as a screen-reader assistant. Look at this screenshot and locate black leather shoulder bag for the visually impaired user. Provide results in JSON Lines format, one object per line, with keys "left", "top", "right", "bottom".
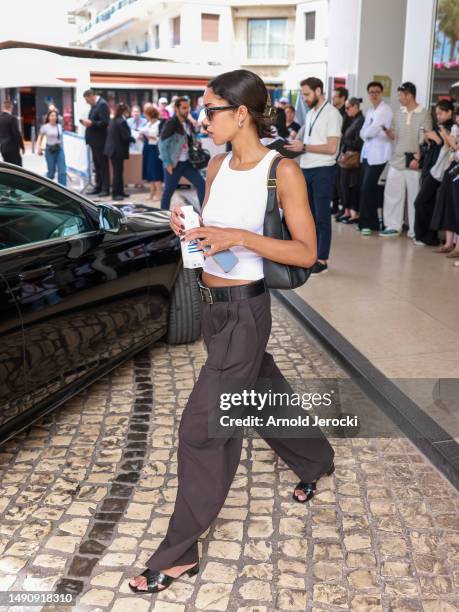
{"left": 262, "top": 154, "right": 312, "bottom": 289}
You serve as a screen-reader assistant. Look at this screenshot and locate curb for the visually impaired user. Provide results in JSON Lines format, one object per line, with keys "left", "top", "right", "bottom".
{"left": 272, "top": 289, "right": 459, "bottom": 491}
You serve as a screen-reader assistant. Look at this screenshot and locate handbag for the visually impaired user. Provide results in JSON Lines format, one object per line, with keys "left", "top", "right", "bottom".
{"left": 48, "top": 125, "right": 61, "bottom": 153}
{"left": 338, "top": 150, "right": 360, "bottom": 169}
{"left": 404, "top": 152, "right": 416, "bottom": 169}
{"left": 262, "top": 154, "right": 312, "bottom": 289}
{"left": 186, "top": 133, "right": 210, "bottom": 170}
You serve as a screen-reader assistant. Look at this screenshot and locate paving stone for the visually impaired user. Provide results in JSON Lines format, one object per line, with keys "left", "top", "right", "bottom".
{"left": 208, "top": 540, "right": 242, "bottom": 559}
{"left": 195, "top": 583, "right": 232, "bottom": 610}
{"left": 45, "top": 536, "right": 80, "bottom": 554}
{"left": 239, "top": 579, "right": 272, "bottom": 601}
{"left": 33, "top": 554, "right": 67, "bottom": 570}
{"left": 202, "top": 561, "right": 238, "bottom": 583}
{"left": 276, "top": 589, "right": 308, "bottom": 610}
{"left": 213, "top": 520, "right": 244, "bottom": 541}
{"left": 243, "top": 541, "right": 272, "bottom": 561}
{"left": 111, "top": 598, "right": 150, "bottom": 612}
{"left": 99, "top": 552, "right": 137, "bottom": 566}
{"left": 313, "top": 583, "right": 348, "bottom": 607}
{"left": 79, "top": 587, "right": 115, "bottom": 606}
{"left": 350, "top": 594, "right": 383, "bottom": 610}
{"left": 348, "top": 568, "right": 378, "bottom": 588}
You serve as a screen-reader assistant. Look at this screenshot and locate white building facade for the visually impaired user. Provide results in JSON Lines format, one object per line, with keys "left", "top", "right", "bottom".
{"left": 69, "top": 0, "right": 456, "bottom": 109}
{"left": 69, "top": 0, "right": 330, "bottom": 93}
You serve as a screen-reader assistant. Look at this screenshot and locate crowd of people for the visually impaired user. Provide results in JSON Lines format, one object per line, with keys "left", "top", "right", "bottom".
{"left": 279, "top": 78, "right": 459, "bottom": 273}
{"left": 80, "top": 89, "right": 208, "bottom": 204}
{"left": 2, "top": 80, "right": 459, "bottom": 270}
{"left": 323, "top": 80, "right": 459, "bottom": 267}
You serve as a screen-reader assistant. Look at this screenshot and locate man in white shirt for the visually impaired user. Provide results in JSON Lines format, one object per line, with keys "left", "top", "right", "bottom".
{"left": 358, "top": 81, "right": 394, "bottom": 235}
{"left": 285, "top": 77, "right": 342, "bottom": 275}
{"left": 379, "top": 82, "right": 432, "bottom": 238}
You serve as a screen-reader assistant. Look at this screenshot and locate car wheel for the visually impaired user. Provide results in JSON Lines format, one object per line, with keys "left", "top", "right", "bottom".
{"left": 166, "top": 266, "right": 202, "bottom": 344}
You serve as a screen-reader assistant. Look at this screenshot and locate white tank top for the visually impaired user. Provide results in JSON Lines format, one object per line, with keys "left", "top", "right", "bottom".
{"left": 202, "top": 148, "right": 283, "bottom": 280}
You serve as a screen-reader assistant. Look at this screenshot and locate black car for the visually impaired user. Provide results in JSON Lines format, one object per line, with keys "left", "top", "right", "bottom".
{"left": 0, "top": 162, "right": 201, "bottom": 445}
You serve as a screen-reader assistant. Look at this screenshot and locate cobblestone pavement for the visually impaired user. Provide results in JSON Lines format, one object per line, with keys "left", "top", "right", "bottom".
{"left": 0, "top": 299, "right": 458, "bottom": 612}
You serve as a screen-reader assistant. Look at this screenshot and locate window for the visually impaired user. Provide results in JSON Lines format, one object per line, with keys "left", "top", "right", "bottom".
{"left": 305, "top": 11, "right": 316, "bottom": 41}
{"left": 247, "top": 18, "right": 288, "bottom": 60}
{"left": 172, "top": 16, "right": 181, "bottom": 46}
{"left": 201, "top": 13, "right": 219, "bottom": 42}
{"left": 0, "top": 173, "right": 94, "bottom": 250}
{"left": 154, "top": 24, "right": 160, "bottom": 49}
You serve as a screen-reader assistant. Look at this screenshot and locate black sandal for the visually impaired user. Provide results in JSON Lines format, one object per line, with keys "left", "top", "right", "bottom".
{"left": 129, "top": 563, "right": 199, "bottom": 594}
{"left": 292, "top": 463, "right": 335, "bottom": 504}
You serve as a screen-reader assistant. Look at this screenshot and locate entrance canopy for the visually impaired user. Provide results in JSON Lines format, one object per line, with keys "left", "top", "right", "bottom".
{"left": 0, "top": 48, "right": 76, "bottom": 88}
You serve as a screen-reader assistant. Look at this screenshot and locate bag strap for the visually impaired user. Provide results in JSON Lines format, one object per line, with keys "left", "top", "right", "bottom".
{"left": 266, "top": 153, "right": 283, "bottom": 213}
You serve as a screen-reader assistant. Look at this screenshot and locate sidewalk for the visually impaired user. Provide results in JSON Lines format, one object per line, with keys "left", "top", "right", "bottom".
{"left": 19, "top": 152, "right": 459, "bottom": 438}
{"left": 295, "top": 222, "right": 459, "bottom": 439}
{"left": 0, "top": 299, "right": 457, "bottom": 611}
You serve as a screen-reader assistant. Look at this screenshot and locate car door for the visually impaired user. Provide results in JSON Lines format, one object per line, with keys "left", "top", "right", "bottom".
{"left": 0, "top": 271, "right": 26, "bottom": 433}
{"left": 0, "top": 166, "right": 162, "bottom": 419}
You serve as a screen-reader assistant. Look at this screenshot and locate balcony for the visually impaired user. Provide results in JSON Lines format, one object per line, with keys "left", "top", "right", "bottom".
{"left": 80, "top": 0, "right": 139, "bottom": 34}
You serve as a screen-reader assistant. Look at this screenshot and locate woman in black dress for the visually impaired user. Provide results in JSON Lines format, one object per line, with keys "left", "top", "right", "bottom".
{"left": 430, "top": 108, "right": 459, "bottom": 256}
{"left": 413, "top": 100, "right": 454, "bottom": 246}
{"left": 104, "top": 102, "right": 134, "bottom": 201}
{"left": 338, "top": 98, "right": 364, "bottom": 225}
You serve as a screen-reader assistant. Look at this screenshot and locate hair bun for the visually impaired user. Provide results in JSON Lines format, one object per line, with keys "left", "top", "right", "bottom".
{"left": 358, "top": 97, "right": 363, "bottom": 103}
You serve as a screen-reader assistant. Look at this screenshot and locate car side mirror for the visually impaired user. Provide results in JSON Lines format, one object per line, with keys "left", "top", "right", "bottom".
{"left": 98, "top": 203, "right": 126, "bottom": 233}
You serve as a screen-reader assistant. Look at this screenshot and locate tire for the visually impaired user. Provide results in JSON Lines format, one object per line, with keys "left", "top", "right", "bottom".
{"left": 166, "top": 266, "right": 202, "bottom": 344}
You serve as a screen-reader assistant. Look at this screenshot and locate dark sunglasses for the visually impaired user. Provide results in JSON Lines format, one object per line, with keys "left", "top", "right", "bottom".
{"left": 204, "top": 105, "right": 238, "bottom": 122}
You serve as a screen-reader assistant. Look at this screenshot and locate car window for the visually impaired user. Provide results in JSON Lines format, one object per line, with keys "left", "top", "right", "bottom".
{"left": 0, "top": 172, "right": 95, "bottom": 251}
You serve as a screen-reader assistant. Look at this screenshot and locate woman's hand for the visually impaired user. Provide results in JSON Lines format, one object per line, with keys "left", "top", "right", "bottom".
{"left": 183, "top": 225, "right": 243, "bottom": 257}
{"left": 170, "top": 205, "right": 185, "bottom": 236}
{"left": 38, "top": 148, "right": 44, "bottom": 156}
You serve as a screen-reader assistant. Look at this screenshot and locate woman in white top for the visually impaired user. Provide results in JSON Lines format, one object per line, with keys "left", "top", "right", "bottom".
{"left": 37, "top": 110, "right": 67, "bottom": 186}
{"left": 140, "top": 106, "right": 164, "bottom": 200}
{"left": 129, "top": 69, "right": 335, "bottom": 596}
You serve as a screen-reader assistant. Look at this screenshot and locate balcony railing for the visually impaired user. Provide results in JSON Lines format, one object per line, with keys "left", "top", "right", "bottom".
{"left": 247, "top": 43, "right": 290, "bottom": 61}
{"left": 80, "top": 0, "right": 139, "bottom": 34}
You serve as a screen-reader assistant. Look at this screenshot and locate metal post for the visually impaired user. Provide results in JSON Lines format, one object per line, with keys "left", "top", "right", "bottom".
{"left": 31, "top": 126, "right": 36, "bottom": 154}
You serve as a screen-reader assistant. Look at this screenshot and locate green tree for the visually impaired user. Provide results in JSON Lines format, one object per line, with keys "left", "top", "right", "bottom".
{"left": 438, "top": 0, "right": 459, "bottom": 61}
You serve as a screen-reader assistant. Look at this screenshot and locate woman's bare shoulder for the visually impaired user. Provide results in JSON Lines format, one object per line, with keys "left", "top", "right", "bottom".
{"left": 276, "top": 157, "right": 303, "bottom": 182}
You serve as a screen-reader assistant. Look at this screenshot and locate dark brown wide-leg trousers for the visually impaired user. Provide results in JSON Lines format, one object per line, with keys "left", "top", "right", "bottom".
{"left": 146, "top": 289, "right": 335, "bottom": 571}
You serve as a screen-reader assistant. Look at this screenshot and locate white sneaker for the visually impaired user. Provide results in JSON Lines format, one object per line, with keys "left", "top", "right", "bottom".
{"left": 412, "top": 240, "right": 427, "bottom": 246}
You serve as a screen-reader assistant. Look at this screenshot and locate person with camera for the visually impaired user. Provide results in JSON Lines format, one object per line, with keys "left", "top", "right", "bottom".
{"left": 37, "top": 109, "right": 67, "bottom": 186}
{"left": 128, "top": 68, "right": 334, "bottom": 596}
{"left": 430, "top": 107, "right": 459, "bottom": 256}
{"left": 158, "top": 96, "right": 206, "bottom": 210}
{"left": 413, "top": 100, "right": 455, "bottom": 247}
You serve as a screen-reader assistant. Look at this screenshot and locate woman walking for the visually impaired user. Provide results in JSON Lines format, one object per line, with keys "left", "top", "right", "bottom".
{"left": 129, "top": 69, "right": 335, "bottom": 595}
{"left": 140, "top": 105, "right": 164, "bottom": 200}
{"left": 337, "top": 97, "right": 364, "bottom": 225}
{"left": 104, "top": 102, "right": 133, "bottom": 201}
{"left": 37, "top": 110, "right": 67, "bottom": 186}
